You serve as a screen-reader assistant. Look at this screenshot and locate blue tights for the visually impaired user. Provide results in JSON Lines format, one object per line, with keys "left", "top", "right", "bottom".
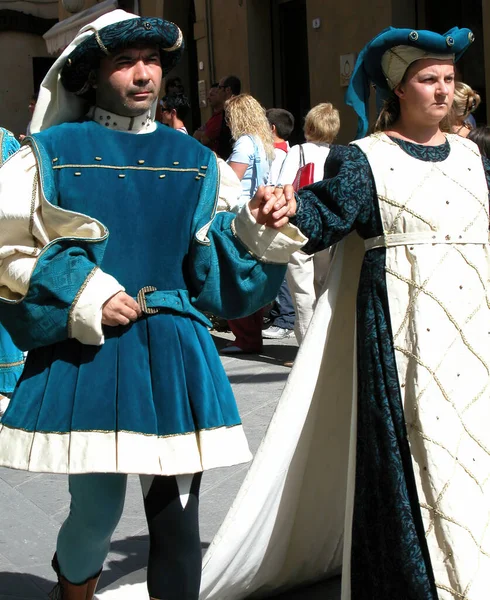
{"left": 57, "top": 473, "right": 127, "bottom": 584}
{"left": 56, "top": 472, "right": 203, "bottom": 599}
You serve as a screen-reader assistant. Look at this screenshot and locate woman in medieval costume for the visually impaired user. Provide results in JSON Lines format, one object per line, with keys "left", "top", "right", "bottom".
{"left": 0, "top": 128, "right": 24, "bottom": 416}
{"left": 196, "top": 26, "right": 490, "bottom": 600}
{"left": 0, "top": 10, "right": 303, "bottom": 600}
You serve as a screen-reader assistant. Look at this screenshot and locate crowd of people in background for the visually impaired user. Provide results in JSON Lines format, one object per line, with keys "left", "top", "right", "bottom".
{"left": 0, "top": 64, "right": 488, "bottom": 405}
{"left": 2, "top": 65, "right": 489, "bottom": 387}
{"left": 149, "top": 69, "right": 490, "bottom": 363}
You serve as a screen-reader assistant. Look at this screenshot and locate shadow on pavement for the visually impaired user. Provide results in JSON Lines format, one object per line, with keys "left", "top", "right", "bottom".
{"left": 261, "top": 575, "right": 341, "bottom": 599}
{"left": 212, "top": 334, "right": 298, "bottom": 367}
{"left": 227, "top": 371, "right": 291, "bottom": 384}
{"left": 0, "top": 570, "right": 56, "bottom": 598}
{"left": 102, "top": 535, "right": 149, "bottom": 588}
{"left": 99, "top": 536, "right": 211, "bottom": 589}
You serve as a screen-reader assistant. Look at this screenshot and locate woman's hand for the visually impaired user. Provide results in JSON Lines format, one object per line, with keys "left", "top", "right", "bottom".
{"left": 102, "top": 291, "right": 142, "bottom": 326}
{"left": 249, "top": 185, "right": 297, "bottom": 229}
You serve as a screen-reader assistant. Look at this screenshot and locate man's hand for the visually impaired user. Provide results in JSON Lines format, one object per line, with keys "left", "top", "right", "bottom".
{"left": 102, "top": 291, "right": 142, "bottom": 326}
{"left": 249, "top": 185, "right": 297, "bottom": 229}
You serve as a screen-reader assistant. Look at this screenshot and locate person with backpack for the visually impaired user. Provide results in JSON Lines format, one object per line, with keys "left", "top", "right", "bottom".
{"left": 221, "top": 94, "right": 275, "bottom": 354}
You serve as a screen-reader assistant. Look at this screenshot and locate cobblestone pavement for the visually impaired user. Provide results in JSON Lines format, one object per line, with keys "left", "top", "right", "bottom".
{"left": 0, "top": 332, "right": 340, "bottom": 599}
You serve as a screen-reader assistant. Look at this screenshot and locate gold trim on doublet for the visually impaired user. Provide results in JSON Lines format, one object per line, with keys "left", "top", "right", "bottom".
{"left": 53, "top": 164, "right": 202, "bottom": 174}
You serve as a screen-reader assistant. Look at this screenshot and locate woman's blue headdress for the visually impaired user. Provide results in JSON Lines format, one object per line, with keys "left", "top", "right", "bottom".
{"left": 345, "top": 26, "right": 474, "bottom": 139}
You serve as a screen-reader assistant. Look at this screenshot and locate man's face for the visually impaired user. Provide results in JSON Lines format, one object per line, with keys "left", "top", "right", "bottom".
{"left": 207, "top": 86, "right": 221, "bottom": 110}
{"left": 217, "top": 78, "right": 232, "bottom": 103}
{"left": 95, "top": 45, "right": 162, "bottom": 117}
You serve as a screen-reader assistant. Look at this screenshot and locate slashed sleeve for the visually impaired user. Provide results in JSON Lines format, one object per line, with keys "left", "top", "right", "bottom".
{"left": 188, "top": 150, "right": 307, "bottom": 319}
{"left": 0, "top": 145, "right": 122, "bottom": 350}
{"left": 290, "top": 144, "right": 375, "bottom": 254}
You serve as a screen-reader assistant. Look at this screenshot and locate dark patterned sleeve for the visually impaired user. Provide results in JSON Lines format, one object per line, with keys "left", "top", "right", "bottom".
{"left": 289, "top": 144, "right": 375, "bottom": 254}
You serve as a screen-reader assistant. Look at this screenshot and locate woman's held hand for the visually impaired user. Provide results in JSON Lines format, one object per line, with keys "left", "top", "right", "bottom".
{"left": 249, "top": 185, "right": 297, "bottom": 229}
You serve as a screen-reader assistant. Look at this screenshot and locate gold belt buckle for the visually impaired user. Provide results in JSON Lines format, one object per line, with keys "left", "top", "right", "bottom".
{"left": 137, "top": 286, "right": 159, "bottom": 315}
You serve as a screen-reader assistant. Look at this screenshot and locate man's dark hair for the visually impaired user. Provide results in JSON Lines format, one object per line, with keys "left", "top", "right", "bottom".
{"left": 164, "top": 76, "right": 184, "bottom": 96}
{"left": 222, "top": 75, "right": 241, "bottom": 96}
{"left": 266, "top": 108, "right": 295, "bottom": 141}
{"left": 161, "top": 94, "right": 190, "bottom": 121}
{"left": 210, "top": 82, "right": 219, "bottom": 89}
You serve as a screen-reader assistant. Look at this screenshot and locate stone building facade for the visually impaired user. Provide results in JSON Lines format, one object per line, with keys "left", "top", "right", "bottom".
{"left": 3, "top": 0, "right": 489, "bottom": 142}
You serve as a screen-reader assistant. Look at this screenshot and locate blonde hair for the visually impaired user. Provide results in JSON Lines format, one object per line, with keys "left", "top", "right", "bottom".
{"left": 452, "top": 81, "right": 481, "bottom": 121}
{"left": 304, "top": 103, "right": 340, "bottom": 143}
{"left": 225, "top": 94, "right": 275, "bottom": 162}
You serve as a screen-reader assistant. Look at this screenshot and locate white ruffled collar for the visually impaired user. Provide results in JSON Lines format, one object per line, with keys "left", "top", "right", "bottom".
{"left": 88, "top": 106, "right": 156, "bottom": 134}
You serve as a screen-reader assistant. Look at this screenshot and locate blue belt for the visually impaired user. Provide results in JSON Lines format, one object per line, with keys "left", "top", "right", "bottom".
{"left": 134, "top": 286, "right": 211, "bottom": 328}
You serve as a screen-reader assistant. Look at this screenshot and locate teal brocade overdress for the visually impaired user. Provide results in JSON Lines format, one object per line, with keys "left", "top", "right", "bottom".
{"left": 0, "top": 121, "right": 285, "bottom": 474}
{"left": 0, "top": 128, "right": 24, "bottom": 394}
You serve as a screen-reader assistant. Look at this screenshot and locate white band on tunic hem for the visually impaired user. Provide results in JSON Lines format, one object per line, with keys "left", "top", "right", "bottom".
{"left": 0, "top": 424, "right": 252, "bottom": 475}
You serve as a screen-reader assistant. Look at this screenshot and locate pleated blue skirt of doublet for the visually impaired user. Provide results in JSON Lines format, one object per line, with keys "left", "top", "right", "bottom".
{"left": 0, "top": 314, "right": 251, "bottom": 475}
{"left": 0, "top": 324, "right": 24, "bottom": 394}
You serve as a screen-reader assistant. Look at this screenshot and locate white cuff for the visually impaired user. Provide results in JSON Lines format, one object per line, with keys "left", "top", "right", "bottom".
{"left": 69, "top": 268, "right": 124, "bottom": 346}
{"left": 233, "top": 203, "right": 308, "bottom": 264}
{"left": 216, "top": 158, "right": 242, "bottom": 213}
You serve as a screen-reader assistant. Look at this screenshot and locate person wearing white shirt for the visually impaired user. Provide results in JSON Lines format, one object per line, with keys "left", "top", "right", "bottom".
{"left": 266, "top": 108, "right": 295, "bottom": 186}
{"left": 264, "top": 108, "right": 296, "bottom": 340}
{"left": 277, "top": 103, "right": 340, "bottom": 344}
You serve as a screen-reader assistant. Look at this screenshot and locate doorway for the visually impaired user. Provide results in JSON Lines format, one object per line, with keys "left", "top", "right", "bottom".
{"left": 423, "top": 0, "right": 486, "bottom": 125}
{"left": 272, "top": 0, "right": 311, "bottom": 145}
{"left": 32, "top": 56, "right": 55, "bottom": 94}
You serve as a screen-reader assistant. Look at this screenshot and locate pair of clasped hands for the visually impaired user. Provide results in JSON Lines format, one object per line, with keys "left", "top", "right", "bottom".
{"left": 102, "top": 184, "right": 297, "bottom": 327}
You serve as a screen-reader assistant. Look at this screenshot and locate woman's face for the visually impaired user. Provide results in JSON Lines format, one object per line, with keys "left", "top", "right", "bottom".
{"left": 395, "top": 58, "right": 455, "bottom": 126}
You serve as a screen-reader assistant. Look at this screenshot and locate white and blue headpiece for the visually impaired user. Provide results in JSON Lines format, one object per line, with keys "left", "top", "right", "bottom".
{"left": 345, "top": 26, "right": 475, "bottom": 139}
{"left": 31, "top": 9, "right": 183, "bottom": 133}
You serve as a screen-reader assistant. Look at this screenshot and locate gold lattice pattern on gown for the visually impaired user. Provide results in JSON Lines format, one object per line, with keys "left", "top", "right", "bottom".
{"left": 372, "top": 134, "right": 490, "bottom": 600}
{"left": 389, "top": 251, "right": 490, "bottom": 599}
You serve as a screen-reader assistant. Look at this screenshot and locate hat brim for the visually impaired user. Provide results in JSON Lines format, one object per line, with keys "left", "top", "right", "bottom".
{"left": 362, "top": 26, "right": 472, "bottom": 93}
{"left": 60, "top": 17, "right": 184, "bottom": 95}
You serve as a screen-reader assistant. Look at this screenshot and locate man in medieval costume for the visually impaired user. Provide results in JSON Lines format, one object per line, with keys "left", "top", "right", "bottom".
{"left": 0, "top": 10, "right": 302, "bottom": 600}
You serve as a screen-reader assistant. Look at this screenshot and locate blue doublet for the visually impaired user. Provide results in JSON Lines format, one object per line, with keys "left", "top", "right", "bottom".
{"left": 0, "top": 121, "right": 285, "bottom": 474}
{"left": 0, "top": 128, "right": 24, "bottom": 394}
